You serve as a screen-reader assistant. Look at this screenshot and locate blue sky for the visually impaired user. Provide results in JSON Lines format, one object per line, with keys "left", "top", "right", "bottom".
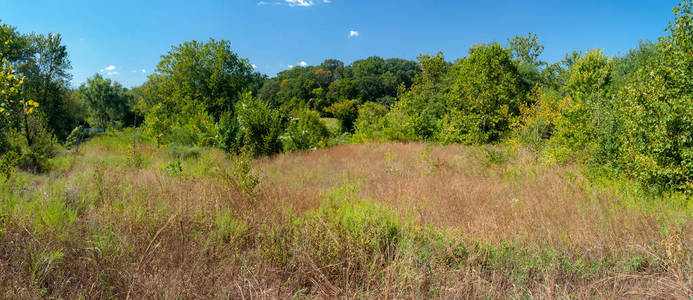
{"left": 0, "top": 0, "right": 680, "bottom": 88}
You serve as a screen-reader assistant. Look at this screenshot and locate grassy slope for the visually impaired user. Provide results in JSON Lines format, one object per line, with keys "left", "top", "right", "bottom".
{"left": 0, "top": 131, "right": 691, "bottom": 298}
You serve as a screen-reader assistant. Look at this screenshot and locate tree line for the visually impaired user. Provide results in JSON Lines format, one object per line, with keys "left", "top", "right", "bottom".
{"left": 0, "top": 0, "right": 692, "bottom": 192}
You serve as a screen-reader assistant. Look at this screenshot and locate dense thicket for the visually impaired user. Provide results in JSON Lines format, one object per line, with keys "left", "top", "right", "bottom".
{"left": 1, "top": 0, "right": 692, "bottom": 192}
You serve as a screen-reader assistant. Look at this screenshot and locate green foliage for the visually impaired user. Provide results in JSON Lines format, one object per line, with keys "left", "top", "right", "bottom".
{"left": 77, "top": 74, "right": 133, "bottom": 128}
{"left": 65, "top": 125, "right": 87, "bottom": 148}
{"left": 229, "top": 151, "right": 260, "bottom": 195}
{"left": 381, "top": 53, "right": 447, "bottom": 142}
{"left": 162, "top": 160, "right": 183, "bottom": 177}
{"left": 257, "top": 57, "right": 419, "bottom": 116}
{"left": 508, "top": 32, "right": 546, "bottom": 88}
{"left": 126, "top": 142, "right": 144, "bottom": 168}
{"left": 19, "top": 33, "right": 77, "bottom": 140}
{"left": 616, "top": 0, "right": 693, "bottom": 192}
{"left": 441, "top": 43, "right": 528, "bottom": 144}
{"left": 0, "top": 150, "right": 18, "bottom": 181}
{"left": 324, "top": 99, "right": 358, "bottom": 133}
{"left": 272, "top": 183, "right": 402, "bottom": 276}
{"left": 550, "top": 49, "right": 617, "bottom": 164}
{"left": 284, "top": 109, "right": 331, "bottom": 151}
{"left": 235, "top": 92, "right": 283, "bottom": 157}
{"left": 214, "top": 208, "right": 248, "bottom": 245}
{"left": 140, "top": 39, "right": 255, "bottom": 120}
{"left": 215, "top": 110, "right": 241, "bottom": 153}
{"left": 8, "top": 116, "right": 57, "bottom": 173}
{"left": 167, "top": 143, "right": 201, "bottom": 160}
{"left": 138, "top": 39, "right": 259, "bottom": 148}
{"left": 511, "top": 87, "right": 560, "bottom": 154}
{"left": 352, "top": 102, "right": 388, "bottom": 142}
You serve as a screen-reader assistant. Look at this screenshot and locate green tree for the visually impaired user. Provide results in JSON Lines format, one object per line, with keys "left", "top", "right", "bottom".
{"left": 77, "top": 74, "right": 132, "bottom": 128}
{"left": 508, "top": 32, "right": 545, "bottom": 88}
{"left": 441, "top": 43, "right": 528, "bottom": 144}
{"left": 141, "top": 39, "right": 255, "bottom": 121}
{"left": 618, "top": 0, "right": 693, "bottom": 191}
{"left": 551, "top": 49, "right": 616, "bottom": 163}
{"left": 382, "top": 53, "right": 447, "bottom": 142}
{"left": 20, "top": 33, "right": 75, "bottom": 139}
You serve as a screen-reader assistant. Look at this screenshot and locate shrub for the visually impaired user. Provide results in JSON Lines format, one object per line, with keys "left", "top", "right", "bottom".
{"left": 216, "top": 110, "right": 241, "bottom": 153}
{"left": 324, "top": 99, "right": 358, "bottom": 133}
{"left": 284, "top": 109, "right": 331, "bottom": 151}
{"left": 352, "top": 102, "right": 388, "bottom": 142}
{"left": 235, "top": 92, "right": 284, "bottom": 157}
{"left": 65, "top": 125, "right": 87, "bottom": 148}
{"left": 166, "top": 143, "right": 201, "bottom": 160}
{"left": 0, "top": 150, "right": 18, "bottom": 181}
{"left": 13, "top": 117, "right": 57, "bottom": 173}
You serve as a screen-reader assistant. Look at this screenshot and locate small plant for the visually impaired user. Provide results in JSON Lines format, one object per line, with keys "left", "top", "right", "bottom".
{"left": 483, "top": 147, "right": 509, "bottom": 167}
{"left": 230, "top": 151, "right": 260, "bottom": 195}
{"left": 93, "top": 162, "right": 106, "bottom": 203}
{"left": 384, "top": 148, "right": 398, "bottom": 173}
{"left": 127, "top": 142, "right": 144, "bottom": 168}
{"left": 65, "top": 125, "right": 87, "bottom": 150}
{"left": 162, "top": 160, "right": 183, "bottom": 177}
{"left": 416, "top": 144, "right": 437, "bottom": 176}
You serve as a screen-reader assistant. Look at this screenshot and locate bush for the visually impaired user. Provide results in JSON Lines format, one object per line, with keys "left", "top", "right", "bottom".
{"left": 284, "top": 109, "right": 331, "bottom": 151}
{"left": 216, "top": 110, "right": 241, "bottom": 153}
{"left": 324, "top": 99, "right": 358, "bottom": 133}
{"left": 166, "top": 143, "right": 200, "bottom": 160}
{"left": 12, "top": 117, "right": 57, "bottom": 173}
{"left": 352, "top": 102, "right": 388, "bottom": 142}
{"left": 235, "top": 92, "right": 284, "bottom": 157}
{"left": 0, "top": 150, "right": 19, "bottom": 181}
{"left": 65, "top": 125, "right": 87, "bottom": 148}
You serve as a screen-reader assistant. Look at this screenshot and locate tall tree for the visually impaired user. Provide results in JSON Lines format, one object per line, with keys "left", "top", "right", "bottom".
{"left": 77, "top": 74, "right": 132, "bottom": 128}
{"left": 20, "top": 33, "right": 74, "bottom": 139}
{"left": 142, "top": 39, "right": 255, "bottom": 121}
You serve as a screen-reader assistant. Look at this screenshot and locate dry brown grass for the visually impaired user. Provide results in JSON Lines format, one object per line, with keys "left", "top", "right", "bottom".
{"left": 0, "top": 136, "right": 691, "bottom": 299}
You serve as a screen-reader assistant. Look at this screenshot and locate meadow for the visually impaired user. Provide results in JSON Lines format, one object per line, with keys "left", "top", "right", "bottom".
{"left": 1, "top": 131, "right": 691, "bottom": 298}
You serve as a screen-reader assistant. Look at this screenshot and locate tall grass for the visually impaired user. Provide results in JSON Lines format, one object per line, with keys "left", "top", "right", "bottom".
{"left": 0, "top": 134, "right": 691, "bottom": 298}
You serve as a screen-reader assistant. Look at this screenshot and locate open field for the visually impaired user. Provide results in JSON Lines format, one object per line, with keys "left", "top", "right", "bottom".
{"left": 0, "top": 132, "right": 692, "bottom": 298}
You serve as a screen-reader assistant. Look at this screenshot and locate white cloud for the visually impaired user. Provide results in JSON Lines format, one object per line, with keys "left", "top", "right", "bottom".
{"left": 99, "top": 69, "right": 104, "bottom": 73}
{"left": 105, "top": 65, "right": 116, "bottom": 71}
{"left": 299, "top": 61, "right": 308, "bottom": 67}
{"left": 251, "top": 64, "right": 257, "bottom": 69}
{"left": 288, "top": 64, "right": 294, "bottom": 69}
{"left": 259, "top": 0, "right": 330, "bottom": 7}
{"left": 106, "top": 71, "right": 119, "bottom": 76}
{"left": 349, "top": 30, "right": 359, "bottom": 38}
{"left": 142, "top": 69, "right": 146, "bottom": 73}
{"left": 286, "top": 0, "right": 314, "bottom": 6}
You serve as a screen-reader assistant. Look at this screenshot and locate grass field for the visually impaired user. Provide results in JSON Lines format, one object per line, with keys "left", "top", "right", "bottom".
{"left": 1, "top": 131, "right": 691, "bottom": 298}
